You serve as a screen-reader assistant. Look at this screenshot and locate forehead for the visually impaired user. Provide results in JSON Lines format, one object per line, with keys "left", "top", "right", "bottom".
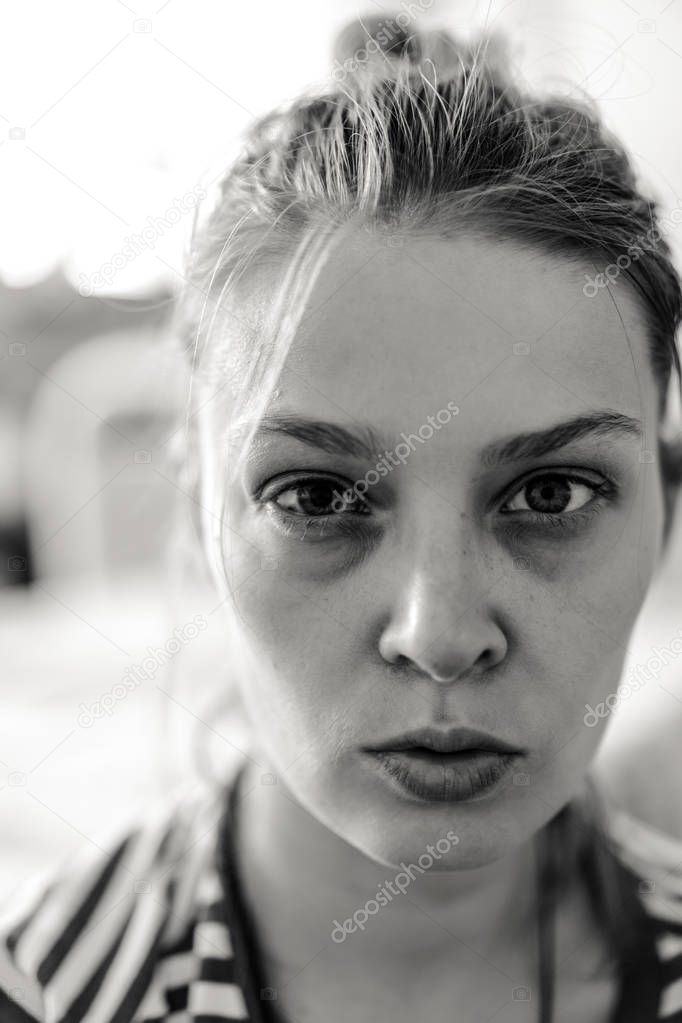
{"left": 261, "top": 229, "right": 659, "bottom": 442}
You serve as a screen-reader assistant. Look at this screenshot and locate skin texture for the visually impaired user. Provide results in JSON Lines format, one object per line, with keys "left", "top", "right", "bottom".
{"left": 206, "top": 230, "right": 666, "bottom": 1017}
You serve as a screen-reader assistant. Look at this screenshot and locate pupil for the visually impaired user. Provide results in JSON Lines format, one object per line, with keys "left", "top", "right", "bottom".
{"left": 302, "top": 483, "right": 336, "bottom": 513}
{"left": 526, "top": 476, "right": 571, "bottom": 514}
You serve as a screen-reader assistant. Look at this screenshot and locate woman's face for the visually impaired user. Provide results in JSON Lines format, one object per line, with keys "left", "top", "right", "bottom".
{"left": 218, "top": 229, "right": 665, "bottom": 870}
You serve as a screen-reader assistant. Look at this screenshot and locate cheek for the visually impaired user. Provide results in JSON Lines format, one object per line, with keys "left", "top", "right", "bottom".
{"left": 551, "top": 507, "right": 663, "bottom": 773}
{"left": 221, "top": 490, "right": 383, "bottom": 767}
{"left": 490, "top": 508, "right": 662, "bottom": 786}
{"left": 520, "top": 557, "right": 647, "bottom": 740}
{"left": 514, "top": 524, "right": 661, "bottom": 791}
{"left": 229, "top": 542, "right": 359, "bottom": 668}
{"left": 224, "top": 550, "right": 368, "bottom": 766}
{"left": 524, "top": 476, "right": 662, "bottom": 676}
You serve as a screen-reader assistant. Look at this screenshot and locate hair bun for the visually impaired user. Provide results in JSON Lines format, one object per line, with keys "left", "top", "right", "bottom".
{"left": 331, "top": 15, "right": 511, "bottom": 77}
{"left": 332, "top": 16, "right": 421, "bottom": 65}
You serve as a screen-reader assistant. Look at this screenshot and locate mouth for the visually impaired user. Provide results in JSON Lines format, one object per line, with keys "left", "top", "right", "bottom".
{"left": 368, "top": 725, "right": 522, "bottom": 756}
{"left": 365, "top": 727, "right": 523, "bottom": 803}
{"left": 386, "top": 747, "right": 504, "bottom": 763}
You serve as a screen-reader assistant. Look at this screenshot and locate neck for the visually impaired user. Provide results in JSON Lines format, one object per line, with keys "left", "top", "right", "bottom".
{"left": 230, "top": 758, "right": 550, "bottom": 973}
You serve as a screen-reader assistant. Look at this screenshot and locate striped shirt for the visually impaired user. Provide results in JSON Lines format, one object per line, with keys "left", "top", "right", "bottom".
{"left": 1, "top": 766, "right": 682, "bottom": 1023}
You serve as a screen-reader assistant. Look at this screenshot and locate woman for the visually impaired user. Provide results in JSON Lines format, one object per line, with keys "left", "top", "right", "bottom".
{"left": 2, "top": 17, "right": 682, "bottom": 1023}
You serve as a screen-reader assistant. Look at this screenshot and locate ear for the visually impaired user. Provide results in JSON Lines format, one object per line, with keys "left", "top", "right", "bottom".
{"left": 192, "top": 405, "right": 235, "bottom": 601}
{"left": 174, "top": 416, "right": 205, "bottom": 547}
{"left": 658, "top": 435, "right": 682, "bottom": 549}
{"left": 180, "top": 454, "right": 203, "bottom": 547}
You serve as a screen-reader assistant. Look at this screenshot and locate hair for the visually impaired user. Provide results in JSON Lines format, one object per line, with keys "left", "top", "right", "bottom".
{"left": 175, "top": 19, "right": 682, "bottom": 550}
{"left": 171, "top": 14, "right": 682, "bottom": 978}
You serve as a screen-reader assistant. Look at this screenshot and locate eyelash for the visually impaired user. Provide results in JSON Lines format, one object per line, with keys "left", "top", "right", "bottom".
{"left": 258, "top": 469, "right": 618, "bottom": 541}
{"left": 499, "top": 473, "right": 617, "bottom": 534}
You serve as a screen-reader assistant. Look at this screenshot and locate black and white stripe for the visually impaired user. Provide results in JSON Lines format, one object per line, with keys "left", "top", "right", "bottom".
{"left": 2, "top": 783, "right": 682, "bottom": 1021}
{"left": 0, "top": 783, "right": 250, "bottom": 1023}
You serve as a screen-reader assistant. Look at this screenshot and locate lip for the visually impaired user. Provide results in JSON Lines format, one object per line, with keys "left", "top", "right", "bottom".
{"left": 370, "top": 749, "right": 519, "bottom": 803}
{"left": 367, "top": 725, "right": 522, "bottom": 756}
{"left": 364, "top": 726, "right": 523, "bottom": 804}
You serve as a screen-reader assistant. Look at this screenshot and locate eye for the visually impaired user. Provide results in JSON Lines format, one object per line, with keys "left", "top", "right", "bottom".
{"left": 499, "top": 471, "right": 616, "bottom": 529}
{"left": 268, "top": 476, "right": 370, "bottom": 518}
{"left": 256, "top": 474, "right": 374, "bottom": 541}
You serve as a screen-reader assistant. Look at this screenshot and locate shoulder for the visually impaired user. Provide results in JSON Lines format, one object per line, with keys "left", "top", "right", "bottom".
{"left": 591, "top": 709, "right": 682, "bottom": 922}
{"left": 593, "top": 707, "right": 682, "bottom": 841}
{"left": 0, "top": 782, "right": 229, "bottom": 1023}
{"left": 593, "top": 712, "right": 682, "bottom": 1019}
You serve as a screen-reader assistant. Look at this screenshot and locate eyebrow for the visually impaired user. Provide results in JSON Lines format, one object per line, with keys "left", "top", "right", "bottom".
{"left": 243, "top": 409, "right": 642, "bottom": 467}
{"left": 480, "top": 410, "right": 642, "bottom": 468}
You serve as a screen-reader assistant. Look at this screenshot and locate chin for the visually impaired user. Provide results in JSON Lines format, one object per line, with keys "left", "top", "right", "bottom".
{"left": 352, "top": 823, "right": 507, "bottom": 873}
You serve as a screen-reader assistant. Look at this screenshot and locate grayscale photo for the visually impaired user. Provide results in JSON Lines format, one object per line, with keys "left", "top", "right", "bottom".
{"left": 1, "top": 2, "right": 682, "bottom": 1020}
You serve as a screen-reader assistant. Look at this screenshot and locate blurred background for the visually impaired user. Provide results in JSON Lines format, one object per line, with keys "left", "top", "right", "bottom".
{"left": 1, "top": 0, "right": 682, "bottom": 901}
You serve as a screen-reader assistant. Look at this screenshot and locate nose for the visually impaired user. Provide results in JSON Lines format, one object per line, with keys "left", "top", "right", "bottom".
{"left": 377, "top": 527, "right": 508, "bottom": 684}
